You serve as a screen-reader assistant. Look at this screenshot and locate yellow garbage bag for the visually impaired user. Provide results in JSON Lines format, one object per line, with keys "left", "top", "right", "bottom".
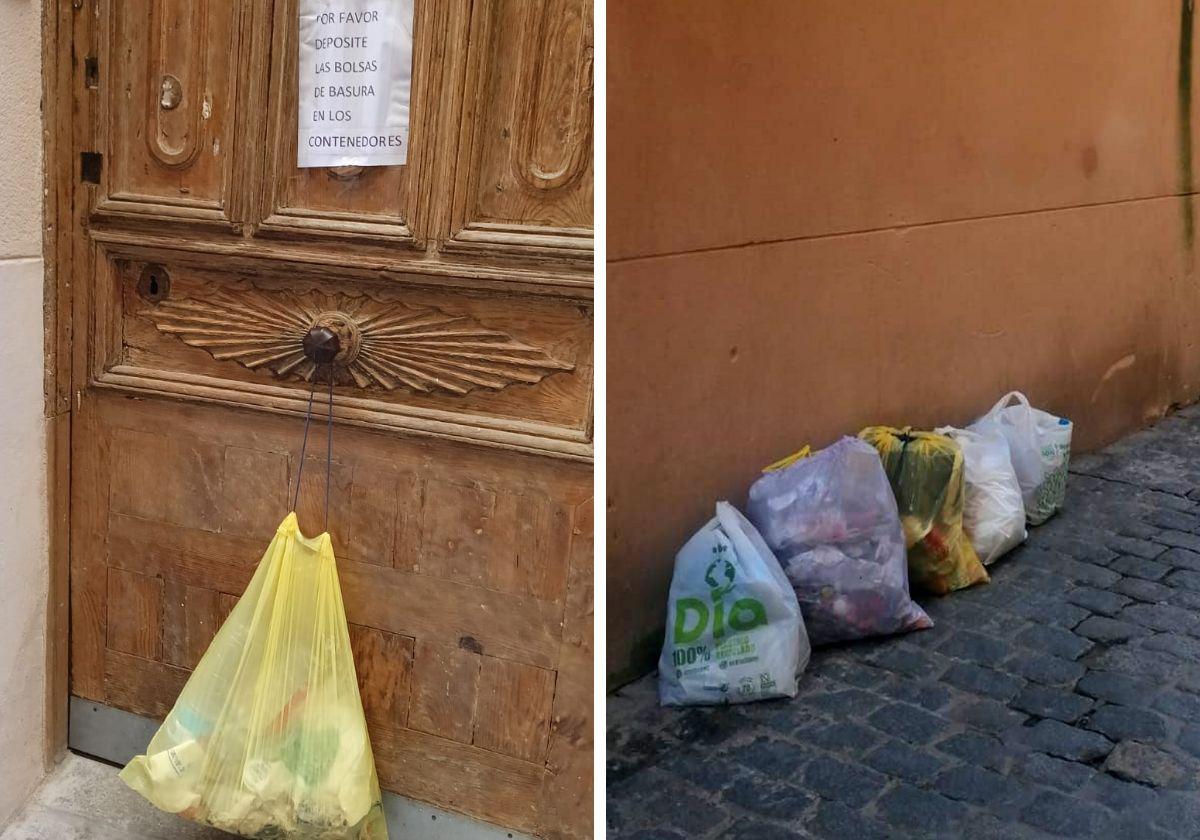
{"left": 859, "top": 426, "right": 989, "bottom": 595}
{"left": 120, "top": 512, "right": 387, "bottom": 839}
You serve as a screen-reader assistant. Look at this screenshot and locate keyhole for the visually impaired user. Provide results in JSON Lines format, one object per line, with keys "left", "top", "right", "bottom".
{"left": 137, "top": 264, "right": 171, "bottom": 301}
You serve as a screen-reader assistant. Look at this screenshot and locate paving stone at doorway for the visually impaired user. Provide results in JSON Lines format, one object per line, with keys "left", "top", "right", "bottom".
{"left": 608, "top": 410, "right": 1200, "bottom": 838}
{"left": 0, "top": 753, "right": 234, "bottom": 840}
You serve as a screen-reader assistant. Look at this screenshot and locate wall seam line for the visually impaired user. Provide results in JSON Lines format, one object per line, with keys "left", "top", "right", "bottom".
{"left": 610, "top": 189, "right": 1200, "bottom": 266}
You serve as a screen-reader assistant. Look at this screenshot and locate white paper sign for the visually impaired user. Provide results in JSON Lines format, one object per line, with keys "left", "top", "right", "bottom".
{"left": 297, "top": 0, "right": 414, "bottom": 168}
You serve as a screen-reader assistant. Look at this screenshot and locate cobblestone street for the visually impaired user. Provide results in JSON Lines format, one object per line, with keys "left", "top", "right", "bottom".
{"left": 608, "top": 406, "right": 1200, "bottom": 839}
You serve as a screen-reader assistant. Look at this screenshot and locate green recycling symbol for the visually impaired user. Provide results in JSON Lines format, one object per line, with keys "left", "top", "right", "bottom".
{"left": 705, "top": 545, "right": 736, "bottom": 599}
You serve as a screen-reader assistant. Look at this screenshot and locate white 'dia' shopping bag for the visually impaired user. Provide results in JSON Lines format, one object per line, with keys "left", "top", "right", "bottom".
{"left": 659, "top": 502, "right": 810, "bottom": 706}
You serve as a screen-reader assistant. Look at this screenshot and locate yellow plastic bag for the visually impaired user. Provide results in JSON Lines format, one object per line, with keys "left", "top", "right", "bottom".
{"left": 859, "top": 426, "right": 988, "bottom": 595}
{"left": 120, "top": 512, "right": 387, "bottom": 839}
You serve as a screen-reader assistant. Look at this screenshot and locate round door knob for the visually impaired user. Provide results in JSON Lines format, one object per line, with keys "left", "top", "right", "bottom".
{"left": 302, "top": 325, "right": 341, "bottom": 365}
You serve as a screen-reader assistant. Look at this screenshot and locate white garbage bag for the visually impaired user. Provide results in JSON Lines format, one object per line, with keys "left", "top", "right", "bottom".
{"left": 936, "top": 426, "right": 1027, "bottom": 564}
{"left": 970, "top": 391, "right": 1073, "bottom": 525}
{"left": 658, "top": 502, "right": 810, "bottom": 706}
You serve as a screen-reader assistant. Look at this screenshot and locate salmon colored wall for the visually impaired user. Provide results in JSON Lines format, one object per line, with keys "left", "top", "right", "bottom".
{"left": 607, "top": 0, "right": 1200, "bottom": 684}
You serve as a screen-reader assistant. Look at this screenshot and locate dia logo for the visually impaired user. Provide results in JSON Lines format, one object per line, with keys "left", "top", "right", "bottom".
{"left": 673, "top": 543, "right": 767, "bottom": 643}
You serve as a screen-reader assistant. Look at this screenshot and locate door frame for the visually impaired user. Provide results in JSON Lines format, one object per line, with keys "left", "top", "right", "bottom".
{"left": 42, "top": 0, "right": 77, "bottom": 766}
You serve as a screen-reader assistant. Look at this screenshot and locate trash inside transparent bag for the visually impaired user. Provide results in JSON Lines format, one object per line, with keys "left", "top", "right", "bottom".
{"left": 859, "top": 427, "right": 988, "bottom": 595}
{"left": 120, "top": 512, "right": 386, "bottom": 839}
{"left": 747, "top": 436, "right": 932, "bottom": 645}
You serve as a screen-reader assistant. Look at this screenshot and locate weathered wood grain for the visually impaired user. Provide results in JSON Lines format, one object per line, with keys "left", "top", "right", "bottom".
{"left": 161, "top": 581, "right": 222, "bottom": 671}
{"left": 475, "top": 657, "right": 556, "bottom": 762}
{"left": 106, "top": 568, "right": 163, "bottom": 662}
{"left": 537, "top": 498, "right": 594, "bottom": 839}
{"left": 408, "top": 640, "right": 481, "bottom": 744}
{"left": 348, "top": 624, "right": 415, "bottom": 730}
{"left": 371, "top": 722, "right": 547, "bottom": 835}
{"left": 103, "top": 651, "right": 191, "bottom": 720}
{"left": 447, "top": 0, "right": 593, "bottom": 261}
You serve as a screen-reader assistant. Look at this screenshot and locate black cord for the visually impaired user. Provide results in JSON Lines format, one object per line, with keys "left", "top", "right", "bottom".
{"left": 291, "top": 382, "right": 318, "bottom": 513}
{"left": 290, "top": 364, "right": 336, "bottom": 533}
{"left": 325, "top": 365, "right": 334, "bottom": 533}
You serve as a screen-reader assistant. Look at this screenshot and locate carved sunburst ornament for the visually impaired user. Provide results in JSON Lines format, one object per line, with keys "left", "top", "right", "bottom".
{"left": 143, "top": 288, "right": 574, "bottom": 395}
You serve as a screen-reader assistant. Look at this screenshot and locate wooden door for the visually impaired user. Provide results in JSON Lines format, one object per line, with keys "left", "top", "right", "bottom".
{"left": 60, "top": 2, "right": 593, "bottom": 837}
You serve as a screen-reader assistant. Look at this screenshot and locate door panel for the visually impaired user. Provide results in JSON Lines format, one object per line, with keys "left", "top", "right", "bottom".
{"left": 114, "top": 257, "right": 593, "bottom": 433}
{"left": 101, "top": 0, "right": 255, "bottom": 224}
{"left": 447, "top": 0, "right": 593, "bottom": 261}
{"left": 257, "top": 0, "right": 433, "bottom": 244}
{"left": 67, "top": 1, "right": 592, "bottom": 837}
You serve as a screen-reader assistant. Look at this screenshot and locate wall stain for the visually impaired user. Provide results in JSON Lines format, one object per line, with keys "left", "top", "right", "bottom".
{"left": 1180, "top": 0, "right": 1194, "bottom": 250}
{"left": 1081, "top": 144, "right": 1098, "bottom": 178}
